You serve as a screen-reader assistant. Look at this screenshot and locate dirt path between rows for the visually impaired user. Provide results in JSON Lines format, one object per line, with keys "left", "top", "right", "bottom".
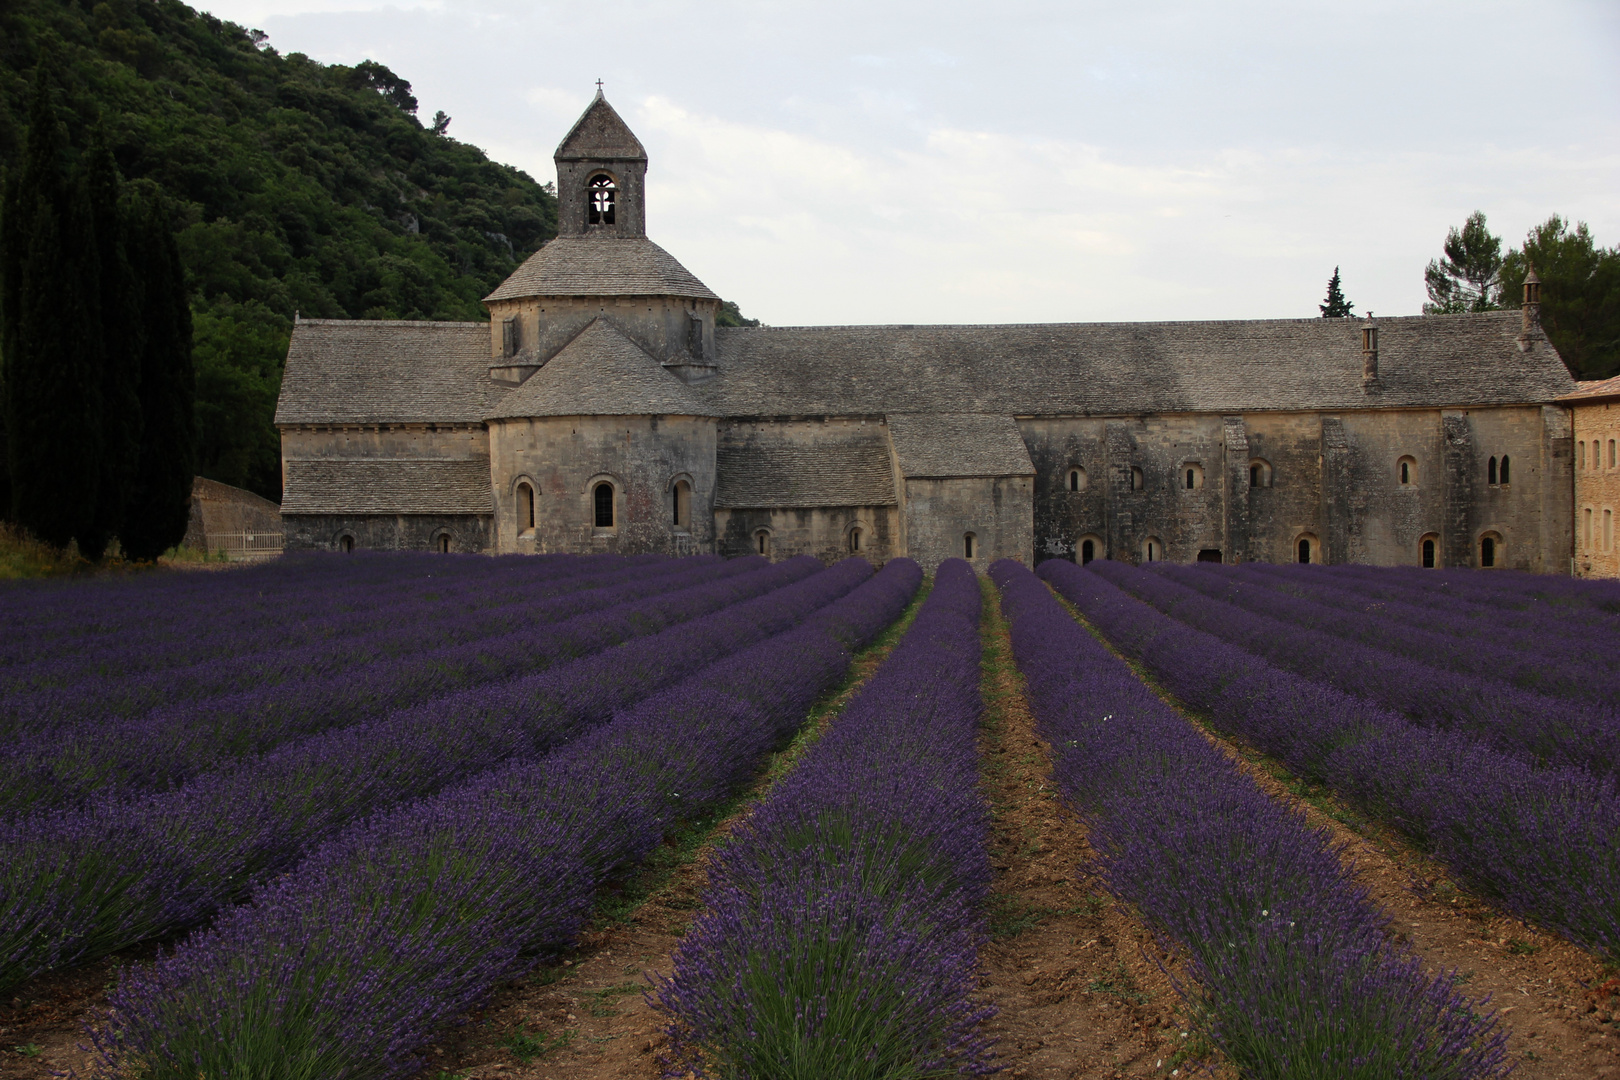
{"left": 974, "top": 576, "right": 1217, "bottom": 1080}
{"left": 1053, "top": 584, "right": 1620, "bottom": 1080}
{"left": 408, "top": 582, "right": 933, "bottom": 1080}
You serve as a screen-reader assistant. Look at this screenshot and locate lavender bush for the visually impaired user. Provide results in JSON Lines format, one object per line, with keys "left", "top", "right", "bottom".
{"left": 0, "top": 556, "right": 858, "bottom": 993}
{"left": 1043, "top": 559, "right": 1620, "bottom": 964}
{"left": 0, "top": 555, "right": 763, "bottom": 814}
{"left": 996, "top": 560, "right": 1508, "bottom": 1080}
{"left": 1085, "top": 559, "right": 1620, "bottom": 778}
{"left": 95, "top": 560, "right": 923, "bottom": 1080}
{"left": 655, "top": 559, "right": 995, "bottom": 1079}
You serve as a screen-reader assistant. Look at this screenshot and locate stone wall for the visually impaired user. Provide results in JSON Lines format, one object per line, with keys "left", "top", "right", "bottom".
{"left": 1573, "top": 399, "right": 1620, "bottom": 577}
{"left": 714, "top": 505, "right": 899, "bottom": 565}
{"left": 281, "top": 513, "right": 492, "bottom": 553}
{"left": 1023, "top": 405, "right": 1570, "bottom": 571}
{"left": 901, "top": 476, "right": 1033, "bottom": 572}
{"left": 488, "top": 414, "right": 717, "bottom": 556}
{"left": 486, "top": 297, "right": 718, "bottom": 372}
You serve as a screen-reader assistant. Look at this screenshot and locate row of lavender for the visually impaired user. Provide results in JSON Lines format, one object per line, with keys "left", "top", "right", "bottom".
{"left": 1, "top": 552, "right": 673, "bottom": 698}
{"left": 0, "top": 555, "right": 853, "bottom": 993}
{"left": 1155, "top": 561, "right": 1620, "bottom": 706}
{"left": 656, "top": 559, "right": 995, "bottom": 1078}
{"left": 1088, "top": 560, "right": 1620, "bottom": 779}
{"left": 0, "top": 555, "right": 770, "bottom": 815}
{"left": 0, "top": 551, "right": 630, "bottom": 670}
{"left": 997, "top": 560, "right": 1509, "bottom": 1079}
{"left": 94, "top": 560, "right": 923, "bottom": 1079}
{"left": 1044, "top": 560, "right": 1620, "bottom": 965}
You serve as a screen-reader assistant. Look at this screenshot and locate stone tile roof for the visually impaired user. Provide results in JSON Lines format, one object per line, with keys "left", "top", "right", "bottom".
{"left": 274, "top": 319, "right": 503, "bottom": 426}
{"left": 487, "top": 319, "right": 718, "bottom": 419}
{"left": 484, "top": 236, "right": 718, "bottom": 302}
{"left": 1559, "top": 375, "right": 1620, "bottom": 403}
{"left": 695, "top": 311, "right": 1575, "bottom": 416}
{"left": 556, "top": 92, "right": 646, "bottom": 161}
{"left": 281, "top": 459, "right": 494, "bottom": 515}
{"left": 888, "top": 414, "right": 1035, "bottom": 478}
{"left": 715, "top": 430, "right": 897, "bottom": 509}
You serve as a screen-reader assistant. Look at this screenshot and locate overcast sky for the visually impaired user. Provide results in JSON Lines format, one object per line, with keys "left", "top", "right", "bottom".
{"left": 200, "top": 0, "right": 1619, "bottom": 327}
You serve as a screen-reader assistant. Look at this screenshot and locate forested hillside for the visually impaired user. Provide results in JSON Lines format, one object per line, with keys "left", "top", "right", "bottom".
{"left": 0, "top": 0, "right": 559, "bottom": 500}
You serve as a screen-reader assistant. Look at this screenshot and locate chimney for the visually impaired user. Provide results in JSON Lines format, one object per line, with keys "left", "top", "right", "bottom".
{"left": 1521, "top": 266, "right": 1542, "bottom": 334}
{"left": 1361, "top": 311, "right": 1380, "bottom": 389}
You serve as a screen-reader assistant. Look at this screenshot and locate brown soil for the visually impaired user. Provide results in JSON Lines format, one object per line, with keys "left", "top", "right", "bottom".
{"left": 1055, "top": 587, "right": 1620, "bottom": 1080}
{"left": 974, "top": 577, "right": 1215, "bottom": 1080}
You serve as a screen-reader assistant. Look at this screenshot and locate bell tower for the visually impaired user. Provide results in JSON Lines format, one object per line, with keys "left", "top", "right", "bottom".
{"left": 554, "top": 86, "right": 647, "bottom": 238}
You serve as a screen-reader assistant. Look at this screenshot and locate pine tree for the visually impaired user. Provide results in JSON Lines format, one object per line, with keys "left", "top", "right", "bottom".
{"left": 83, "top": 134, "right": 144, "bottom": 554}
{"left": 0, "top": 56, "right": 106, "bottom": 553}
{"left": 1423, "top": 211, "right": 1503, "bottom": 314}
{"left": 119, "top": 195, "right": 195, "bottom": 561}
{"left": 1319, "top": 267, "right": 1354, "bottom": 318}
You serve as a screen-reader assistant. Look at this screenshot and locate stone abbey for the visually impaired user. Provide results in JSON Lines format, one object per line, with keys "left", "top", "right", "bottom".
{"left": 276, "top": 91, "right": 1581, "bottom": 572}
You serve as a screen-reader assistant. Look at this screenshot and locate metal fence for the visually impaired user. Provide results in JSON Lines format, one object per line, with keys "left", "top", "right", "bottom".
{"left": 208, "top": 532, "right": 285, "bottom": 560}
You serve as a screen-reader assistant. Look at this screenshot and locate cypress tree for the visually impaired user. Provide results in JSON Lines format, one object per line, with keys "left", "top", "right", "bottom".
{"left": 0, "top": 56, "right": 105, "bottom": 553}
{"left": 120, "top": 195, "right": 195, "bottom": 561}
{"left": 1319, "top": 266, "right": 1355, "bottom": 318}
{"left": 83, "top": 134, "right": 144, "bottom": 554}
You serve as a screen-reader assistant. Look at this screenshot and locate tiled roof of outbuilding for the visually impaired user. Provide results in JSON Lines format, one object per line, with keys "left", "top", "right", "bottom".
{"left": 1559, "top": 375, "right": 1620, "bottom": 402}
{"left": 715, "top": 431, "right": 896, "bottom": 508}
{"left": 487, "top": 319, "right": 717, "bottom": 419}
{"left": 281, "top": 459, "right": 494, "bottom": 515}
{"left": 274, "top": 319, "right": 502, "bottom": 426}
{"left": 484, "top": 236, "right": 718, "bottom": 302}
{"left": 695, "top": 311, "right": 1574, "bottom": 416}
{"left": 888, "top": 414, "right": 1035, "bottom": 477}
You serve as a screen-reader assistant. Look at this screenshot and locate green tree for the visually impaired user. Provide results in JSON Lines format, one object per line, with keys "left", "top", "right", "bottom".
{"left": 0, "top": 57, "right": 107, "bottom": 553}
{"left": 1423, "top": 211, "right": 1503, "bottom": 314}
{"left": 1318, "top": 266, "right": 1354, "bottom": 318}
{"left": 715, "top": 300, "right": 761, "bottom": 328}
{"left": 120, "top": 194, "right": 196, "bottom": 560}
{"left": 1500, "top": 216, "right": 1620, "bottom": 381}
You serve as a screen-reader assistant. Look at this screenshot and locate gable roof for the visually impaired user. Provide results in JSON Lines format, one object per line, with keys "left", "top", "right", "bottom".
{"left": 281, "top": 459, "right": 494, "bottom": 515}
{"left": 889, "top": 414, "right": 1035, "bottom": 477}
{"left": 694, "top": 311, "right": 1575, "bottom": 416}
{"left": 555, "top": 92, "right": 647, "bottom": 161}
{"left": 274, "top": 319, "right": 503, "bottom": 426}
{"left": 486, "top": 319, "right": 717, "bottom": 420}
{"left": 715, "top": 429, "right": 896, "bottom": 508}
{"left": 484, "top": 236, "right": 719, "bottom": 302}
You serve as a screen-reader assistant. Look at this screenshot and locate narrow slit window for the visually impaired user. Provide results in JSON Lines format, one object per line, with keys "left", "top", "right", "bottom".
{"left": 1187, "top": 469, "right": 1195, "bottom": 489}
{"left": 339, "top": 534, "right": 354, "bottom": 554}
{"left": 1488, "top": 456, "right": 1498, "bottom": 485}
{"left": 437, "top": 534, "right": 451, "bottom": 554}
{"left": 1611, "top": 440, "right": 1617, "bottom": 469}
{"left": 755, "top": 529, "right": 770, "bottom": 556}
{"left": 1131, "top": 466, "right": 1144, "bottom": 491}
{"left": 964, "top": 533, "right": 976, "bottom": 559}
{"left": 1400, "top": 461, "right": 1411, "bottom": 484}
{"left": 1607, "top": 509, "right": 1614, "bottom": 551}
{"left": 672, "top": 479, "right": 691, "bottom": 529}
{"left": 1585, "top": 507, "right": 1594, "bottom": 549}
{"left": 1580, "top": 441, "right": 1588, "bottom": 470}
{"left": 594, "top": 482, "right": 614, "bottom": 528}
{"left": 517, "top": 482, "right": 535, "bottom": 533}
{"left": 1500, "top": 455, "right": 1510, "bottom": 485}
{"left": 848, "top": 527, "right": 862, "bottom": 553}
{"left": 1068, "top": 467, "right": 1085, "bottom": 492}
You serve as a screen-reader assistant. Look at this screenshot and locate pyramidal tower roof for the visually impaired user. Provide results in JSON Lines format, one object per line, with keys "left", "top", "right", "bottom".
{"left": 555, "top": 88, "right": 646, "bottom": 162}
{"left": 487, "top": 319, "right": 717, "bottom": 419}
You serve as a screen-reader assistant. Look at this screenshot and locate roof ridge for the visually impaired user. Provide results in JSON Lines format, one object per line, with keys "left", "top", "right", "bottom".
{"left": 717, "top": 312, "right": 1520, "bottom": 333}
{"left": 295, "top": 318, "right": 489, "bottom": 328}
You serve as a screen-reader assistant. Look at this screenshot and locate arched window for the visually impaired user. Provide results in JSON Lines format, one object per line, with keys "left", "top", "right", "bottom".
{"left": 672, "top": 479, "right": 691, "bottom": 530}
{"left": 1607, "top": 509, "right": 1614, "bottom": 552}
{"left": 1249, "top": 459, "right": 1273, "bottom": 489}
{"left": 587, "top": 173, "right": 617, "bottom": 225}
{"left": 338, "top": 534, "right": 355, "bottom": 554}
{"left": 1183, "top": 463, "right": 1204, "bottom": 490}
{"left": 1298, "top": 537, "right": 1312, "bottom": 563}
{"left": 964, "top": 533, "right": 977, "bottom": 559}
{"left": 1585, "top": 507, "right": 1594, "bottom": 549}
{"left": 1488, "top": 456, "right": 1498, "bottom": 485}
{"left": 1130, "top": 466, "right": 1144, "bottom": 491}
{"left": 1580, "top": 441, "right": 1587, "bottom": 470}
{"left": 593, "top": 482, "right": 615, "bottom": 529}
{"left": 754, "top": 529, "right": 770, "bottom": 556}
{"left": 1080, "top": 538, "right": 1096, "bottom": 565}
{"left": 1500, "top": 455, "right": 1510, "bottom": 485}
{"left": 436, "top": 533, "right": 452, "bottom": 554}
{"left": 1611, "top": 439, "right": 1617, "bottom": 469}
{"left": 517, "top": 482, "right": 535, "bottom": 534}
{"left": 848, "top": 527, "right": 862, "bottom": 553}
{"left": 1480, "top": 534, "right": 1498, "bottom": 568}
{"left": 1197, "top": 549, "right": 1222, "bottom": 563}
{"left": 1398, "top": 456, "right": 1416, "bottom": 486}
{"left": 1068, "top": 467, "right": 1086, "bottom": 492}
{"left": 1143, "top": 537, "right": 1162, "bottom": 563}
{"left": 1295, "top": 533, "right": 1319, "bottom": 564}
{"left": 1421, "top": 535, "right": 1438, "bottom": 568}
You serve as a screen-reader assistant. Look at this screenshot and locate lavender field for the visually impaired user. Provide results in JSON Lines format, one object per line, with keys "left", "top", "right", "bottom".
{"left": 0, "top": 553, "right": 1616, "bottom": 1079}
